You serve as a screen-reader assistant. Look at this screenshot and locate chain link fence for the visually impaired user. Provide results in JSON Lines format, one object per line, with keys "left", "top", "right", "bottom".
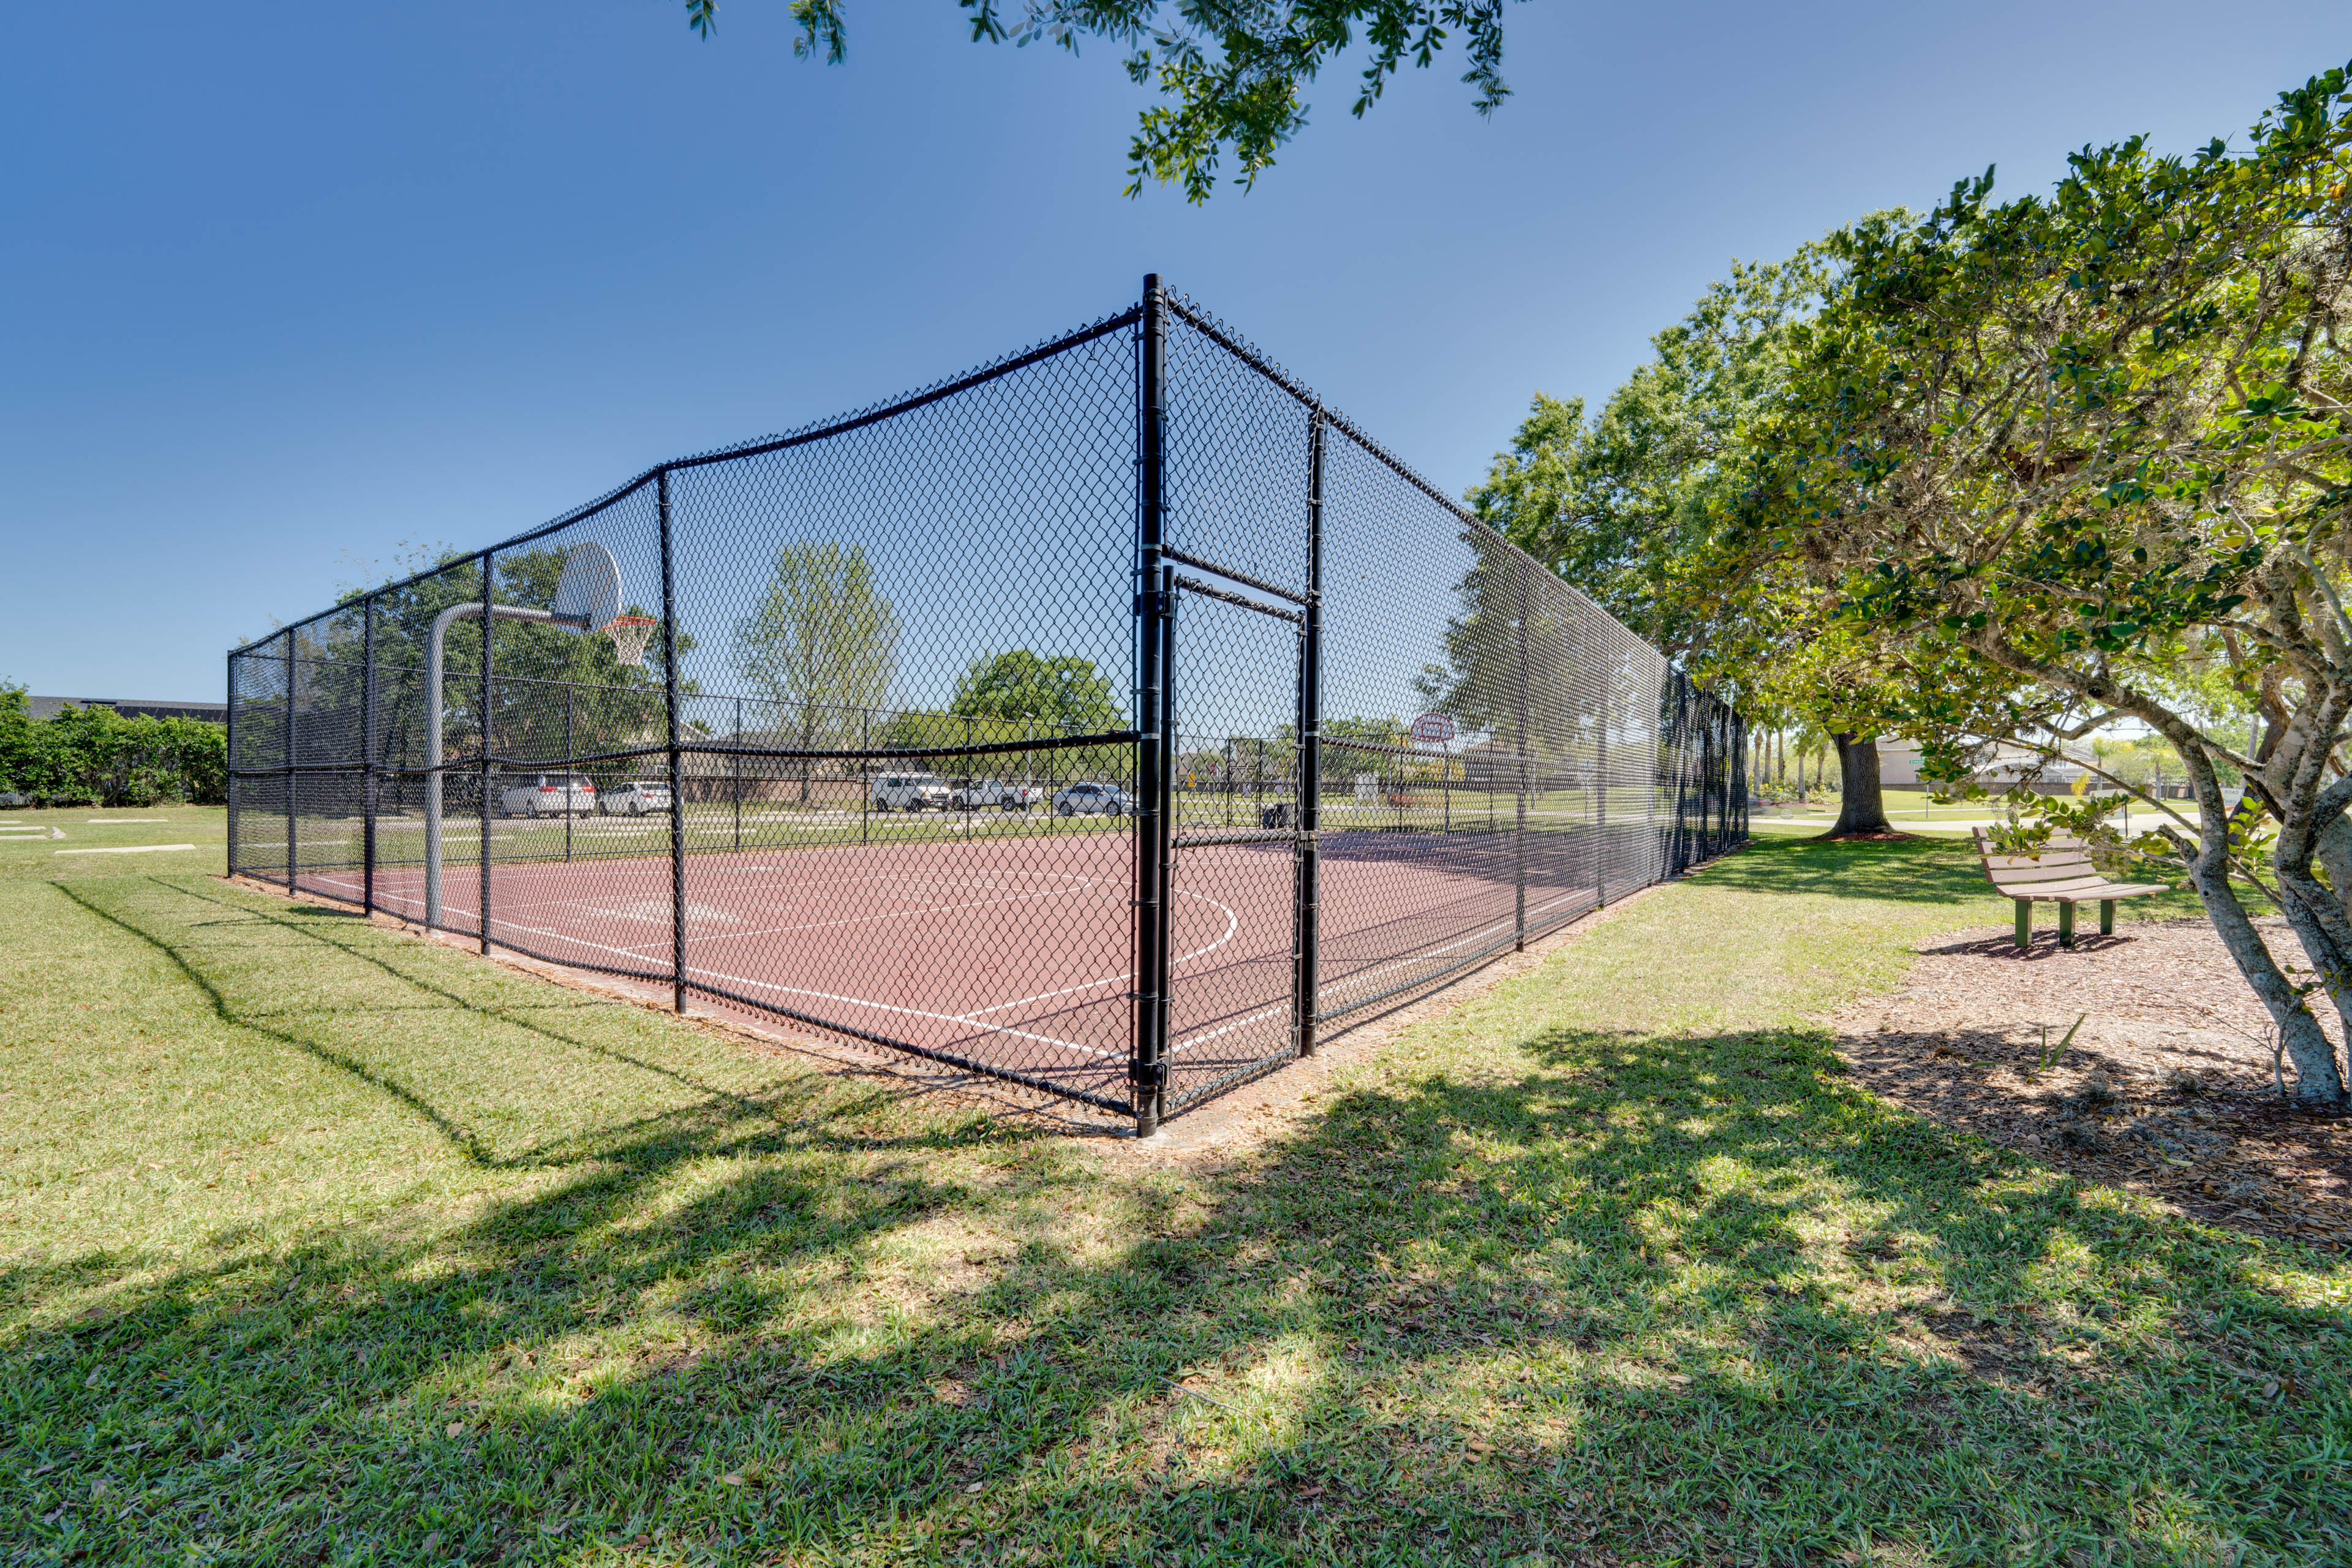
{"left": 227, "top": 279, "right": 1746, "bottom": 1130}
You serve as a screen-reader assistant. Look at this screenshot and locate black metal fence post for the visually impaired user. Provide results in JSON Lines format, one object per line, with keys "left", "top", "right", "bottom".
{"left": 1514, "top": 586, "right": 1528, "bottom": 951}
{"left": 224, "top": 652, "right": 239, "bottom": 876}
{"left": 284, "top": 632, "right": 297, "bottom": 892}
{"left": 363, "top": 596, "right": 377, "bottom": 915}
{"left": 1131, "top": 273, "right": 1169, "bottom": 1136}
{"left": 733, "top": 695, "right": 743, "bottom": 851}
{"left": 660, "top": 467, "right": 687, "bottom": 1014}
{"left": 1294, "top": 410, "right": 1324, "bottom": 1059}
{"left": 478, "top": 553, "right": 494, "bottom": 954}
{"left": 1595, "top": 700, "right": 1608, "bottom": 908}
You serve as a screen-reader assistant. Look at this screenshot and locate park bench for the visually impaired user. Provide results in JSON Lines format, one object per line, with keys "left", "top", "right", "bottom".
{"left": 1971, "top": 826, "right": 2169, "bottom": 948}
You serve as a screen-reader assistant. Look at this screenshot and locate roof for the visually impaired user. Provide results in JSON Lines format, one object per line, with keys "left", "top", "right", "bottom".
{"left": 26, "top": 696, "right": 228, "bottom": 723}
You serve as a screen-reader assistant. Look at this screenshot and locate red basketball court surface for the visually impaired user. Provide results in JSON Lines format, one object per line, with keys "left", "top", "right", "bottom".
{"left": 310, "top": 831, "right": 1595, "bottom": 1109}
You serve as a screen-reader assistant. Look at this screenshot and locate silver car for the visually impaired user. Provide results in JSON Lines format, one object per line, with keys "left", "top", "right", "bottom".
{"left": 598, "top": 780, "right": 673, "bottom": 816}
{"left": 499, "top": 773, "right": 597, "bottom": 818}
{"left": 1052, "top": 782, "right": 1133, "bottom": 817}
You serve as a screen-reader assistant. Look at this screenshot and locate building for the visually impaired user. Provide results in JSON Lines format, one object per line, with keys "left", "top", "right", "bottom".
{"left": 1876, "top": 737, "right": 2090, "bottom": 793}
{"left": 27, "top": 696, "right": 227, "bottom": 724}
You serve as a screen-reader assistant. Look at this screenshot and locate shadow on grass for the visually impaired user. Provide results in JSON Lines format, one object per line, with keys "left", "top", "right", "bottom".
{"left": 6, "top": 884, "right": 2347, "bottom": 1565}
{"left": 1691, "top": 834, "right": 2005, "bottom": 910}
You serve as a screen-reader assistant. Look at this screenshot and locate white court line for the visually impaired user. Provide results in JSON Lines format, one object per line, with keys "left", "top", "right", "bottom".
{"left": 350, "top": 869, "right": 1117, "bottom": 1061}
{"left": 1167, "top": 884, "right": 1593, "bottom": 1057}
{"left": 56, "top": 844, "right": 198, "bottom": 856}
{"left": 962, "top": 886, "right": 1239, "bottom": 1017}
{"left": 593, "top": 871, "right": 1096, "bottom": 945}
{"left": 473, "top": 911, "right": 1112, "bottom": 1058}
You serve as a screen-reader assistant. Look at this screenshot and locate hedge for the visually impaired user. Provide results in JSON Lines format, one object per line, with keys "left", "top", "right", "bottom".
{"left": 0, "top": 688, "right": 227, "bottom": 807}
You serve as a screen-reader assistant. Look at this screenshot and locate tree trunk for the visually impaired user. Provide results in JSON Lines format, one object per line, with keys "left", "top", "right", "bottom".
{"left": 1825, "top": 732, "right": 1894, "bottom": 837}
{"left": 2183, "top": 767, "right": 2348, "bottom": 1107}
{"left": 2315, "top": 805, "right": 2352, "bottom": 925}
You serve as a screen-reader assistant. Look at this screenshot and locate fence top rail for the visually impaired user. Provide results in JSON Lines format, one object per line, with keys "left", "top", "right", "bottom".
{"left": 1160, "top": 290, "right": 1659, "bottom": 663}
{"left": 228, "top": 283, "right": 1661, "bottom": 683}
{"left": 226, "top": 304, "right": 1144, "bottom": 660}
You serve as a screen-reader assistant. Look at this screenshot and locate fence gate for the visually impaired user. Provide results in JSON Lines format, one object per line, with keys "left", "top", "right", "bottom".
{"left": 1148, "top": 559, "right": 1314, "bottom": 1125}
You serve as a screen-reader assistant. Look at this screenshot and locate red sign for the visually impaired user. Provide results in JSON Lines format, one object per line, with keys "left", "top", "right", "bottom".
{"left": 1410, "top": 713, "right": 1457, "bottom": 745}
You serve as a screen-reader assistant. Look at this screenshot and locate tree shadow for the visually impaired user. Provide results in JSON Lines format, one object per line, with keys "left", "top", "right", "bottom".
{"left": 8, "top": 891, "right": 2346, "bottom": 1564}
{"left": 1687, "top": 835, "right": 2003, "bottom": 910}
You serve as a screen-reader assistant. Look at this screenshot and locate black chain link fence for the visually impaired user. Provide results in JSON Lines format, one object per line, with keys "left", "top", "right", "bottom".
{"left": 227, "top": 279, "right": 1746, "bottom": 1130}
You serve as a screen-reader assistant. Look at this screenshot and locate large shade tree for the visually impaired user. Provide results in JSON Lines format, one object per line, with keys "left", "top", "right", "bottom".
{"left": 1466, "top": 243, "right": 1960, "bottom": 836}
{"left": 677, "top": 0, "right": 1525, "bottom": 199}
{"left": 1731, "top": 66, "right": 2352, "bottom": 1106}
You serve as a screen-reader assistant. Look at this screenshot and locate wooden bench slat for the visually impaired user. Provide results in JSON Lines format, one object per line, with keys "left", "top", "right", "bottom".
{"left": 1973, "top": 826, "right": 2169, "bottom": 945}
{"left": 1981, "top": 853, "right": 2095, "bottom": 871}
{"left": 1985, "top": 866, "right": 2098, "bottom": 880}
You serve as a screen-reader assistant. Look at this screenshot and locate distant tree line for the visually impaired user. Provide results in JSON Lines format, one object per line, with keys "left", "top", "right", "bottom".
{"left": 0, "top": 688, "right": 227, "bottom": 807}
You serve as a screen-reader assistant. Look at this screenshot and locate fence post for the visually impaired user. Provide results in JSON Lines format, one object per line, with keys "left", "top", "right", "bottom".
{"left": 285, "top": 631, "right": 297, "bottom": 892}
{"left": 1294, "top": 410, "right": 1324, "bottom": 1060}
{"left": 733, "top": 695, "right": 742, "bottom": 851}
{"left": 564, "top": 682, "right": 575, "bottom": 864}
{"left": 1594, "top": 694, "right": 1608, "bottom": 910}
{"left": 225, "top": 651, "right": 239, "bottom": 876}
{"left": 363, "top": 597, "right": 378, "bottom": 915}
{"left": 478, "top": 554, "right": 494, "bottom": 954}
{"left": 1515, "top": 582, "right": 1528, "bottom": 952}
{"left": 1131, "top": 273, "right": 1169, "bottom": 1136}
{"left": 660, "top": 467, "right": 686, "bottom": 1014}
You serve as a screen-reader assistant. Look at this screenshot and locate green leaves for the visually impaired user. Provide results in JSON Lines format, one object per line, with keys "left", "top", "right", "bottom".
{"left": 681, "top": 1, "right": 1526, "bottom": 200}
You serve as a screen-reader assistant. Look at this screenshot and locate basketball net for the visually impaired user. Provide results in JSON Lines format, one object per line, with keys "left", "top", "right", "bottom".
{"left": 605, "top": 615, "right": 658, "bottom": 668}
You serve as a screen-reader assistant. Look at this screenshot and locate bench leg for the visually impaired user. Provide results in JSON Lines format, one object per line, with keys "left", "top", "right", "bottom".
{"left": 2100, "top": 899, "right": 2115, "bottom": 937}
{"left": 2015, "top": 900, "right": 2031, "bottom": 949}
{"left": 2059, "top": 902, "right": 2076, "bottom": 948}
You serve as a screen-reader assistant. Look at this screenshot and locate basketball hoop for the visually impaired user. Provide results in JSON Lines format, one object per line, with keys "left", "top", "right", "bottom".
{"left": 604, "top": 615, "right": 658, "bottom": 668}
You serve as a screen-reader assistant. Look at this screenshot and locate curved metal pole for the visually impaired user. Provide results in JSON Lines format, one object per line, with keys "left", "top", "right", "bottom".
{"left": 425, "top": 601, "right": 581, "bottom": 929}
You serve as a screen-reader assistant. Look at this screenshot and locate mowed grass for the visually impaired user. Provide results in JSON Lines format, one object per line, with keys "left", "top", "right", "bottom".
{"left": 0, "top": 804, "right": 226, "bottom": 881}
{"left": 1, "top": 839, "right": 2343, "bottom": 1566}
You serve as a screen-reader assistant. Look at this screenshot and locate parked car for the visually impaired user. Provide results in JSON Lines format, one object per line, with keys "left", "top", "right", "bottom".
{"left": 948, "top": 777, "right": 1041, "bottom": 812}
{"left": 498, "top": 773, "right": 598, "bottom": 818}
{"left": 872, "top": 772, "right": 951, "bottom": 812}
{"left": 1052, "top": 782, "right": 1133, "bottom": 817}
{"left": 598, "top": 779, "right": 672, "bottom": 816}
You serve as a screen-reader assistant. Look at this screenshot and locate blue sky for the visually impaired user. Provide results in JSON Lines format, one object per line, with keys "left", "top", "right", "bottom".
{"left": 3, "top": 2, "right": 2345, "bottom": 699}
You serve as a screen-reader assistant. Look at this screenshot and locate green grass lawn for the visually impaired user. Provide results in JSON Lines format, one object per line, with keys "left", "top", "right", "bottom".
{"left": 0, "top": 804, "right": 227, "bottom": 881}
{"left": 1, "top": 837, "right": 2342, "bottom": 1566}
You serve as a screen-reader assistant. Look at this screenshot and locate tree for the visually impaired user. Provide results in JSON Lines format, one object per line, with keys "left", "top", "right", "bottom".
{"left": 734, "top": 543, "right": 900, "bottom": 801}
{"left": 1731, "top": 65, "right": 2352, "bottom": 1106}
{"left": 949, "top": 650, "right": 1120, "bottom": 731}
{"left": 323, "top": 546, "right": 686, "bottom": 812}
{"left": 1466, "top": 242, "right": 1946, "bottom": 836}
{"left": 677, "top": 0, "right": 1524, "bottom": 200}
{"left": 0, "top": 687, "right": 226, "bottom": 808}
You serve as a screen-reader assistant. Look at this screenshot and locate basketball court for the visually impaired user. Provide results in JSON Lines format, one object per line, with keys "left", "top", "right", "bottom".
{"left": 306, "top": 825, "right": 1603, "bottom": 1110}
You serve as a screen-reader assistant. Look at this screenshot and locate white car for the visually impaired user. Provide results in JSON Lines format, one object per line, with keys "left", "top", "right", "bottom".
{"left": 948, "top": 777, "right": 1041, "bottom": 812}
{"left": 1052, "top": 782, "right": 1133, "bottom": 817}
{"left": 598, "top": 779, "right": 673, "bottom": 816}
{"left": 872, "top": 772, "right": 951, "bottom": 812}
{"left": 499, "top": 773, "right": 598, "bottom": 818}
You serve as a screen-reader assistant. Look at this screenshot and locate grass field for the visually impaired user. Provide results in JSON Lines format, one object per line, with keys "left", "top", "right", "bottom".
{"left": 2, "top": 837, "right": 2342, "bottom": 1566}
{"left": 0, "top": 804, "right": 227, "bottom": 881}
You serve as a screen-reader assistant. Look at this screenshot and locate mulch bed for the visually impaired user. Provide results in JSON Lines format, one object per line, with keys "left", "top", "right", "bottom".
{"left": 1830, "top": 916, "right": 2352, "bottom": 1251}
